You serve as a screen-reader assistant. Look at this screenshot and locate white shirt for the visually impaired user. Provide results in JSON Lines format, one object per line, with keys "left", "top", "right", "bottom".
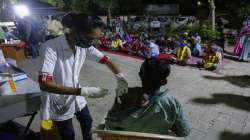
{"left": 39, "top": 35, "right": 105, "bottom": 121}
{"left": 149, "top": 42, "right": 160, "bottom": 57}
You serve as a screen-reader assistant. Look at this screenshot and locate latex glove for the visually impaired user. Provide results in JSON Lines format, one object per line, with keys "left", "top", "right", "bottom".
{"left": 80, "top": 87, "right": 110, "bottom": 98}
{"left": 115, "top": 73, "right": 128, "bottom": 103}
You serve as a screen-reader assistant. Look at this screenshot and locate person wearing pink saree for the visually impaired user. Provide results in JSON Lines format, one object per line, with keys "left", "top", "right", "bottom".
{"left": 234, "top": 21, "right": 249, "bottom": 56}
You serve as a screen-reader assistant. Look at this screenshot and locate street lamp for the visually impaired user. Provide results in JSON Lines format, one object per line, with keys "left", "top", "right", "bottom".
{"left": 197, "top": 1, "right": 202, "bottom": 7}
{"left": 14, "top": 4, "right": 30, "bottom": 18}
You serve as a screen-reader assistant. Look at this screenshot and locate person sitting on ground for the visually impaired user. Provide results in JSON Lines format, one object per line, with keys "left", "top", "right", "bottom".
{"left": 162, "top": 38, "right": 172, "bottom": 54}
{"left": 105, "top": 28, "right": 113, "bottom": 41}
{"left": 121, "top": 32, "right": 132, "bottom": 53}
{"left": 111, "top": 34, "right": 123, "bottom": 50}
{"left": 135, "top": 38, "right": 145, "bottom": 57}
{"left": 199, "top": 42, "right": 223, "bottom": 71}
{"left": 100, "top": 37, "right": 111, "bottom": 49}
{"left": 143, "top": 38, "right": 160, "bottom": 58}
{"left": 130, "top": 36, "right": 141, "bottom": 55}
{"left": 191, "top": 33, "right": 202, "bottom": 57}
{"left": 105, "top": 58, "right": 191, "bottom": 137}
{"left": 175, "top": 40, "right": 192, "bottom": 66}
{"left": 169, "top": 35, "right": 181, "bottom": 54}
{"left": 155, "top": 35, "right": 167, "bottom": 53}
{"left": 124, "top": 32, "right": 133, "bottom": 45}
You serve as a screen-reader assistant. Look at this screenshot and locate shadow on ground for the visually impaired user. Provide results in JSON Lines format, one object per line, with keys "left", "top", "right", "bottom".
{"left": 220, "top": 131, "right": 250, "bottom": 140}
{"left": 191, "top": 93, "right": 250, "bottom": 112}
{"left": 203, "top": 75, "right": 250, "bottom": 88}
{"left": 0, "top": 121, "right": 39, "bottom": 140}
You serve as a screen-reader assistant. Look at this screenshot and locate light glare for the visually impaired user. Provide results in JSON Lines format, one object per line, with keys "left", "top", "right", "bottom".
{"left": 14, "top": 5, "right": 30, "bottom": 18}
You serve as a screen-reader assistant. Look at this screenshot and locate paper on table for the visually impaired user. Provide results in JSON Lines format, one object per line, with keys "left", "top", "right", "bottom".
{"left": 0, "top": 63, "right": 28, "bottom": 82}
{"left": 0, "top": 80, "right": 16, "bottom": 96}
{"left": 2, "top": 78, "right": 41, "bottom": 96}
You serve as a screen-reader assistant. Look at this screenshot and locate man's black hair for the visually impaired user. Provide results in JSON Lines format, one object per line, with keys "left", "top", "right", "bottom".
{"left": 61, "top": 12, "right": 105, "bottom": 34}
{"left": 51, "top": 15, "right": 56, "bottom": 20}
{"left": 139, "top": 58, "right": 171, "bottom": 92}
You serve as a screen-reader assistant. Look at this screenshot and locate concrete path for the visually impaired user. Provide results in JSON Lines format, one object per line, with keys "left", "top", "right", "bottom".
{"left": 14, "top": 51, "right": 250, "bottom": 140}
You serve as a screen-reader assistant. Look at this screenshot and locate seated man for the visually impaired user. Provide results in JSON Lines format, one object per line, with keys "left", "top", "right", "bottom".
{"left": 175, "top": 41, "right": 192, "bottom": 66}
{"left": 200, "top": 42, "right": 223, "bottom": 71}
{"left": 191, "top": 33, "right": 202, "bottom": 57}
{"left": 143, "top": 37, "right": 160, "bottom": 58}
{"left": 111, "top": 35, "right": 123, "bottom": 50}
{"left": 148, "top": 41, "right": 160, "bottom": 58}
{"left": 105, "top": 59, "right": 191, "bottom": 137}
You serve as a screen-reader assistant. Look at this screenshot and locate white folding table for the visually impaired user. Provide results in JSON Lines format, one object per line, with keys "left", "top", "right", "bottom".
{"left": 0, "top": 78, "right": 42, "bottom": 135}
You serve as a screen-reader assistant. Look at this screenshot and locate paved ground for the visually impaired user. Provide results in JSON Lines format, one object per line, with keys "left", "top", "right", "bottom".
{"left": 11, "top": 49, "right": 250, "bottom": 140}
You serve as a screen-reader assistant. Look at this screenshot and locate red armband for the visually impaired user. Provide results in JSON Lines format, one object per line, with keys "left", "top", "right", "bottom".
{"left": 38, "top": 73, "right": 53, "bottom": 83}
{"left": 99, "top": 56, "right": 110, "bottom": 64}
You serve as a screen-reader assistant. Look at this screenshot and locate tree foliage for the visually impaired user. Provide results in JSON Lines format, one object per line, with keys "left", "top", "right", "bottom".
{"left": 92, "top": 0, "right": 118, "bottom": 12}
{"left": 208, "top": 0, "right": 216, "bottom": 30}
{"left": 48, "top": 0, "right": 90, "bottom": 12}
{"left": 70, "top": 0, "right": 90, "bottom": 12}
{"left": 48, "top": 0, "right": 62, "bottom": 6}
{"left": 238, "top": 5, "right": 250, "bottom": 19}
{"left": 92, "top": 0, "right": 119, "bottom": 26}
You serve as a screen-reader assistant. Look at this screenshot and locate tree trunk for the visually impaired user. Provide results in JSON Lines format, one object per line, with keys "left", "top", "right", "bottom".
{"left": 208, "top": 0, "right": 216, "bottom": 30}
{"left": 107, "top": 7, "right": 111, "bottom": 27}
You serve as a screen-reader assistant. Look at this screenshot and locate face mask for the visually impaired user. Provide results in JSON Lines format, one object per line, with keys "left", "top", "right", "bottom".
{"left": 75, "top": 32, "right": 93, "bottom": 48}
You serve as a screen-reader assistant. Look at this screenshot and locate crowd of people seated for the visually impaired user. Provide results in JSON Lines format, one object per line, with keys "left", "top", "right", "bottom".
{"left": 97, "top": 27, "right": 223, "bottom": 71}
{"left": 98, "top": 28, "right": 162, "bottom": 58}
